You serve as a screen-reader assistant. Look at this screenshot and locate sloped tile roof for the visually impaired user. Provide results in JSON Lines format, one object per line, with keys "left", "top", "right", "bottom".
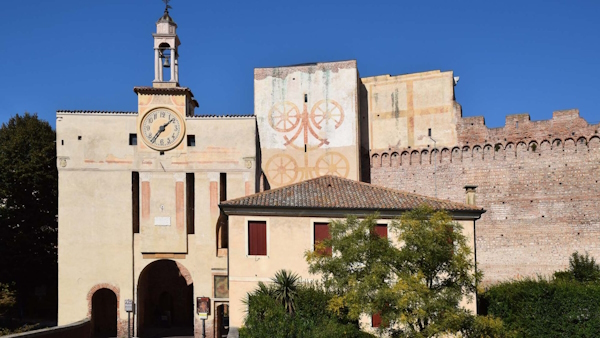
{"left": 221, "top": 175, "right": 482, "bottom": 212}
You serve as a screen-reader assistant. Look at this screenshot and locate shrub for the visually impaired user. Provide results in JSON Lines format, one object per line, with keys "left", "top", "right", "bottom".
{"left": 480, "top": 278, "right": 600, "bottom": 337}
{"left": 240, "top": 271, "right": 374, "bottom": 338}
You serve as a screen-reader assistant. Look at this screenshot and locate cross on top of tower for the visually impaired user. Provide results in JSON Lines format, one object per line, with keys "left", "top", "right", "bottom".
{"left": 163, "top": 0, "right": 172, "bottom": 13}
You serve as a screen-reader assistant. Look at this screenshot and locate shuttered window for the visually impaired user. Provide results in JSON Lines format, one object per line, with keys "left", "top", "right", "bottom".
{"left": 248, "top": 221, "right": 267, "bottom": 256}
{"left": 314, "top": 222, "right": 332, "bottom": 256}
{"left": 375, "top": 224, "right": 387, "bottom": 238}
{"left": 372, "top": 312, "right": 382, "bottom": 328}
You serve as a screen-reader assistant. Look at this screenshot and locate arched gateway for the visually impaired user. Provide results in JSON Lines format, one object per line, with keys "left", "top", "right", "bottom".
{"left": 137, "top": 260, "right": 194, "bottom": 337}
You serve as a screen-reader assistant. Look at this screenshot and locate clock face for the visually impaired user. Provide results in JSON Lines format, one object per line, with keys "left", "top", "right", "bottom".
{"left": 140, "top": 108, "right": 185, "bottom": 151}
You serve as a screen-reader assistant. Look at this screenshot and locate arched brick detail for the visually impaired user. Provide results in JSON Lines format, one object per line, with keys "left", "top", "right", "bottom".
{"left": 175, "top": 261, "right": 193, "bottom": 286}
{"left": 87, "top": 283, "right": 120, "bottom": 319}
{"left": 87, "top": 283, "right": 126, "bottom": 337}
{"left": 371, "top": 154, "right": 380, "bottom": 168}
{"left": 420, "top": 150, "right": 429, "bottom": 165}
{"left": 381, "top": 153, "right": 389, "bottom": 167}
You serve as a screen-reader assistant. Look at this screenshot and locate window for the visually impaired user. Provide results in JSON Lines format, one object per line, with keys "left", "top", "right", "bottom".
{"left": 129, "top": 134, "right": 137, "bottom": 145}
{"left": 372, "top": 312, "right": 382, "bottom": 328}
{"left": 187, "top": 135, "right": 195, "bottom": 146}
{"left": 372, "top": 303, "right": 389, "bottom": 328}
{"left": 218, "top": 173, "right": 228, "bottom": 250}
{"left": 186, "top": 173, "right": 195, "bottom": 234}
{"left": 248, "top": 221, "right": 267, "bottom": 255}
{"left": 132, "top": 172, "right": 139, "bottom": 233}
{"left": 375, "top": 224, "right": 387, "bottom": 238}
{"left": 314, "top": 222, "right": 331, "bottom": 256}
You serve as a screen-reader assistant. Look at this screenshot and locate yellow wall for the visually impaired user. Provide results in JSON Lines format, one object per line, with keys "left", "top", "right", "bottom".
{"left": 56, "top": 110, "right": 256, "bottom": 334}
{"left": 362, "top": 70, "right": 460, "bottom": 151}
{"left": 227, "top": 215, "right": 477, "bottom": 330}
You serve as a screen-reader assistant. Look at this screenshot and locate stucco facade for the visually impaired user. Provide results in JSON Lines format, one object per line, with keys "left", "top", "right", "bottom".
{"left": 57, "top": 109, "right": 256, "bottom": 336}
{"left": 225, "top": 214, "right": 477, "bottom": 333}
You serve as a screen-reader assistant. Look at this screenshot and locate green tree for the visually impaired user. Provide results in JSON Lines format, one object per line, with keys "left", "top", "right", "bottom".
{"left": 306, "top": 207, "right": 483, "bottom": 337}
{"left": 554, "top": 251, "right": 600, "bottom": 283}
{"left": 0, "top": 113, "right": 57, "bottom": 313}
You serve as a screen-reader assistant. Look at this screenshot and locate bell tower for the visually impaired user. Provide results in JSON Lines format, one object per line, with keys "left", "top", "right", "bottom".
{"left": 153, "top": 0, "right": 180, "bottom": 87}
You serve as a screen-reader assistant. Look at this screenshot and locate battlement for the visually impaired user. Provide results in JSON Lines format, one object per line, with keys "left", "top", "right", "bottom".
{"left": 456, "top": 109, "right": 598, "bottom": 147}
{"left": 371, "top": 134, "right": 600, "bottom": 168}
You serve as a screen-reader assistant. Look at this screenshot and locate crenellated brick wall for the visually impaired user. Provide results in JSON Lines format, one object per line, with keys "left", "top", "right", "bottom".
{"left": 371, "top": 110, "right": 600, "bottom": 284}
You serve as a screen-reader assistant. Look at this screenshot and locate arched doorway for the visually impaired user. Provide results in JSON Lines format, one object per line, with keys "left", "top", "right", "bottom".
{"left": 137, "top": 260, "right": 194, "bottom": 337}
{"left": 91, "top": 288, "right": 117, "bottom": 337}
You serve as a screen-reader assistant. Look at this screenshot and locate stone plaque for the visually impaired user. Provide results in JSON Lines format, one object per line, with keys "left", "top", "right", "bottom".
{"left": 154, "top": 216, "right": 171, "bottom": 226}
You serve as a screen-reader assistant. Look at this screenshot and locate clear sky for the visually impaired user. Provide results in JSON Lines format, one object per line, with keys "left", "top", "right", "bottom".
{"left": 1, "top": 0, "right": 599, "bottom": 129}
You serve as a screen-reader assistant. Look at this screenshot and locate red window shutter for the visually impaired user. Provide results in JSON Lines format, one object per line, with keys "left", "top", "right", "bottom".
{"left": 314, "top": 223, "right": 332, "bottom": 256}
{"left": 248, "top": 221, "right": 267, "bottom": 255}
{"left": 375, "top": 224, "right": 387, "bottom": 238}
{"left": 372, "top": 312, "right": 382, "bottom": 328}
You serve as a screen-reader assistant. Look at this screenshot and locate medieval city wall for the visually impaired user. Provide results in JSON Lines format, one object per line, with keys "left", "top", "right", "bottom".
{"left": 371, "top": 110, "right": 600, "bottom": 284}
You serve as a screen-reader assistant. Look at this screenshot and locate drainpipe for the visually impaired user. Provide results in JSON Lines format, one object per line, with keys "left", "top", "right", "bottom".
{"left": 464, "top": 184, "right": 479, "bottom": 313}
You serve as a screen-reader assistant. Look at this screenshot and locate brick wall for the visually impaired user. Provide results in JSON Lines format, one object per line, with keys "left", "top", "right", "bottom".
{"left": 371, "top": 111, "right": 600, "bottom": 284}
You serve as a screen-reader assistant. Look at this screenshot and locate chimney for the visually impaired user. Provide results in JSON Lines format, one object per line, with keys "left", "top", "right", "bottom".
{"left": 464, "top": 185, "right": 477, "bottom": 206}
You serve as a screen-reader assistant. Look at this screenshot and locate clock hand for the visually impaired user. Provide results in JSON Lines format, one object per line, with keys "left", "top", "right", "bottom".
{"left": 150, "top": 118, "right": 175, "bottom": 143}
{"left": 150, "top": 126, "right": 165, "bottom": 143}
{"left": 161, "top": 118, "right": 175, "bottom": 128}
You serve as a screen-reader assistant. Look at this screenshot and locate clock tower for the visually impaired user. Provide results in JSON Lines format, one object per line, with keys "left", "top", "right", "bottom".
{"left": 135, "top": 2, "right": 198, "bottom": 153}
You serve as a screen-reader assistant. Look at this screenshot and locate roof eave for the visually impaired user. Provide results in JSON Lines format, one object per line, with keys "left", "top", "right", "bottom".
{"left": 219, "top": 205, "right": 485, "bottom": 220}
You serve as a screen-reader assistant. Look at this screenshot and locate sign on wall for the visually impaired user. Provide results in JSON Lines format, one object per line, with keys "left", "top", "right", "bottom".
{"left": 125, "top": 299, "right": 134, "bottom": 313}
{"left": 197, "top": 297, "right": 210, "bottom": 319}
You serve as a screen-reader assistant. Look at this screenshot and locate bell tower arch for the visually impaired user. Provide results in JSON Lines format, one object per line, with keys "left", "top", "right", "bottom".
{"left": 153, "top": 0, "right": 180, "bottom": 86}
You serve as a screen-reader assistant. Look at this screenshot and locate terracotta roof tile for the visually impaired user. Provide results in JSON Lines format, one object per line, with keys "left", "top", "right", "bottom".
{"left": 221, "top": 175, "right": 482, "bottom": 212}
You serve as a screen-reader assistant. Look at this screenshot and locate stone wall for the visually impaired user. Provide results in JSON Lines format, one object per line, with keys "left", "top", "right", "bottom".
{"left": 371, "top": 110, "right": 600, "bottom": 284}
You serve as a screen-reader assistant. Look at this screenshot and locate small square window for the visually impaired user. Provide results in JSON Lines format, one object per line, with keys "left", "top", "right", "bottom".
{"left": 187, "top": 135, "right": 196, "bottom": 146}
{"left": 129, "top": 134, "right": 137, "bottom": 145}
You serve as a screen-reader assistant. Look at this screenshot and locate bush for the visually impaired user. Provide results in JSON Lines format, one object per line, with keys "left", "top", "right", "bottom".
{"left": 240, "top": 272, "right": 374, "bottom": 338}
{"left": 459, "top": 315, "right": 517, "bottom": 338}
{"left": 480, "top": 278, "right": 600, "bottom": 337}
{"left": 553, "top": 251, "right": 600, "bottom": 283}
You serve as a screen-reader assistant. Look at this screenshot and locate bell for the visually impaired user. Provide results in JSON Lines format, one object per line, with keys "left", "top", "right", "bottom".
{"left": 163, "top": 57, "right": 171, "bottom": 68}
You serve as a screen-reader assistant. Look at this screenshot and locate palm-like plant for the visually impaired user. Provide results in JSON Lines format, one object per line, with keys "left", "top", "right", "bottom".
{"left": 271, "top": 269, "right": 301, "bottom": 314}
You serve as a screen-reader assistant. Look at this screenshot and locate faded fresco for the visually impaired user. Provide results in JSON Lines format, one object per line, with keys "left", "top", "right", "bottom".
{"left": 255, "top": 61, "right": 360, "bottom": 188}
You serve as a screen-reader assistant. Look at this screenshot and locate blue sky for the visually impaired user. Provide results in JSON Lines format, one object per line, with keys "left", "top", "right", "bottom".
{"left": 1, "top": 0, "right": 598, "bottom": 129}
